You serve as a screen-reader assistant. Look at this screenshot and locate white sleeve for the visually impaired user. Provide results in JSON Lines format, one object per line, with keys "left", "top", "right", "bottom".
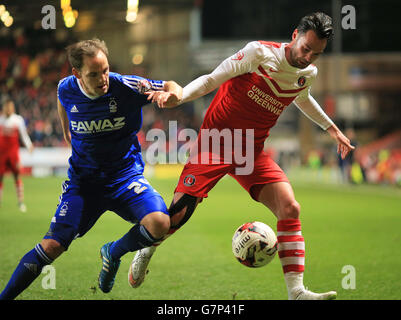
{"left": 181, "top": 41, "right": 265, "bottom": 103}
{"left": 293, "top": 95, "right": 334, "bottom": 130}
{"left": 17, "top": 116, "right": 33, "bottom": 149}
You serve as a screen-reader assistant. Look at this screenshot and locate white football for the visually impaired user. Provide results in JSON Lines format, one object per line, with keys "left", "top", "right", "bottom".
{"left": 232, "top": 221, "right": 278, "bottom": 268}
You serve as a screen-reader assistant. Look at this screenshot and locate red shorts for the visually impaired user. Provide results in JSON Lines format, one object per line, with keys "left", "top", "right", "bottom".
{"left": 175, "top": 150, "right": 289, "bottom": 201}
{"left": 0, "top": 150, "right": 20, "bottom": 175}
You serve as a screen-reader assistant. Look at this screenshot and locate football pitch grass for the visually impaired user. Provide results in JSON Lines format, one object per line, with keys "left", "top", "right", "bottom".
{"left": 0, "top": 172, "right": 400, "bottom": 300}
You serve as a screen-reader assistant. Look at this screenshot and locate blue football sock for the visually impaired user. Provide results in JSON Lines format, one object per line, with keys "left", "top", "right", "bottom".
{"left": 0, "top": 244, "right": 53, "bottom": 300}
{"left": 109, "top": 224, "right": 157, "bottom": 260}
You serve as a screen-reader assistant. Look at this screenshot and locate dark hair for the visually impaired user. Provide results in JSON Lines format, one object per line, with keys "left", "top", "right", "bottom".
{"left": 1, "top": 98, "right": 14, "bottom": 108}
{"left": 297, "top": 12, "right": 333, "bottom": 40}
{"left": 66, "top": 38, "right": 109, "bottom": 70}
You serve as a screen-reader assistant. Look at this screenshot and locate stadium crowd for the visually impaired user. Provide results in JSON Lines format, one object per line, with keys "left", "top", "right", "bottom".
{"left": 1, "top": 29, "right": 72, "bottom": 147}
{"left": 0, "top": 29, "right": 200, "bottom": 150}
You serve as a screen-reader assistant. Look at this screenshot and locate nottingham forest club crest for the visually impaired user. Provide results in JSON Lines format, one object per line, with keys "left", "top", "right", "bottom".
{"left": 109, "top": 97, "right": 117, "bottom": 113}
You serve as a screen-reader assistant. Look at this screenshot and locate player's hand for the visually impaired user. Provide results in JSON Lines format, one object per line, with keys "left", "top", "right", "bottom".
{"left": 327, "top": 125, "right": 355, "bottom": 160}
{"left": 28, "top": 145, "right": 34, "bottom": 153}
{"left": 145, "top": 91, "right": 181, "bottom": 108}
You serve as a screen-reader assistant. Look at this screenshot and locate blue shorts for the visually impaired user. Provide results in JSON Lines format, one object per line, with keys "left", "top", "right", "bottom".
{"left": 43, "top": 175, "right": 168, "bottom": 250}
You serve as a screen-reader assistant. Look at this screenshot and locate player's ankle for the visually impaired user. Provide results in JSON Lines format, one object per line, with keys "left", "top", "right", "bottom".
{"left": 288, "top": 286, "right": 305, "bottom": 300}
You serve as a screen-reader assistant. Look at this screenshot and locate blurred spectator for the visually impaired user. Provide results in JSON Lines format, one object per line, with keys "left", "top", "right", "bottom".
{"left": 0, "top": 29, "right": 200, "bottom": 151}
{"left": 0, "top": 28, "right": 72, "bottom": 147}
{"left": 355, "top": 129, "right": 401, "bottom": 186}
{"left": 337, "top": 128, "right": 363, "bottom": 184}
{"left": 308, "top": 150, "right": 322, "bottom": 170}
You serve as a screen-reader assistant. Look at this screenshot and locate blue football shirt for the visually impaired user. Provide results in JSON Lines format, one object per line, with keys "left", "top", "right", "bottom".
{"left": 57, "top": 72, "right": 164, "bottom": 184}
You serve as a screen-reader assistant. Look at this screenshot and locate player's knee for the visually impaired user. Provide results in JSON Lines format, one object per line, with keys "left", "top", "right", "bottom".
{"left": 281, "top": 200, "right": 301, "bottom": 220}
{"left": 156, "top": 213, "right": 171, "bottom": 234}
{"left": 144, "top": 212, "right": 170, "bottom": 239}
{"left": 40, "top": 239, "right": 66, "bottom": 260}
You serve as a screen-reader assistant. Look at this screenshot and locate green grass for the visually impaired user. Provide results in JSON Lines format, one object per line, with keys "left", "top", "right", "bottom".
{"left": 0, "top": 173, "right": 400, "bottom": 300}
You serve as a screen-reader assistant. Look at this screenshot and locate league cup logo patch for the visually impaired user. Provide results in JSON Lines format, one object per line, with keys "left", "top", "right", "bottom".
{"left": 138, "top": 79, "right": 152, "bottom": 94}
{"left": 183, "top": 174, "right": 196, "bottom": 187}
{"left": 297, "top": 76, "right": 306, "bottom": 87}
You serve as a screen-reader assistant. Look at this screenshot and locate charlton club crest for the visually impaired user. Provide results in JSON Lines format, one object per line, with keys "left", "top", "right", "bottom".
{"left": 297, "top": 76, "right": 306, "bottom": 87}
{"left": 183, "top": 174, "right": 196, "bottom": 187}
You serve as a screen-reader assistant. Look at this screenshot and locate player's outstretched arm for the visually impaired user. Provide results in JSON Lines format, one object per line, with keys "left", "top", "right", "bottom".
{"left": 294, "top": 96, "right": 355, "bottom": 159}
{"left": 57, "top": 98, "right": 71, "bottom": 147}
{"left": 148, "top": 42, "right": 264, "bottom": 110}
{"left": 17, "top": 115, "right": 34, "bottom": 153}
{"left": 147, "top": 65, "right": 233, "bottom": 109}
{"left": 162, "top": 80, "right": 183, "bottom": 108}
{"left": 326, "top": 123, "right": 355, "bottom": 159}
{"left": 145, "top": 81, "right": 183, "bottom": 109}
